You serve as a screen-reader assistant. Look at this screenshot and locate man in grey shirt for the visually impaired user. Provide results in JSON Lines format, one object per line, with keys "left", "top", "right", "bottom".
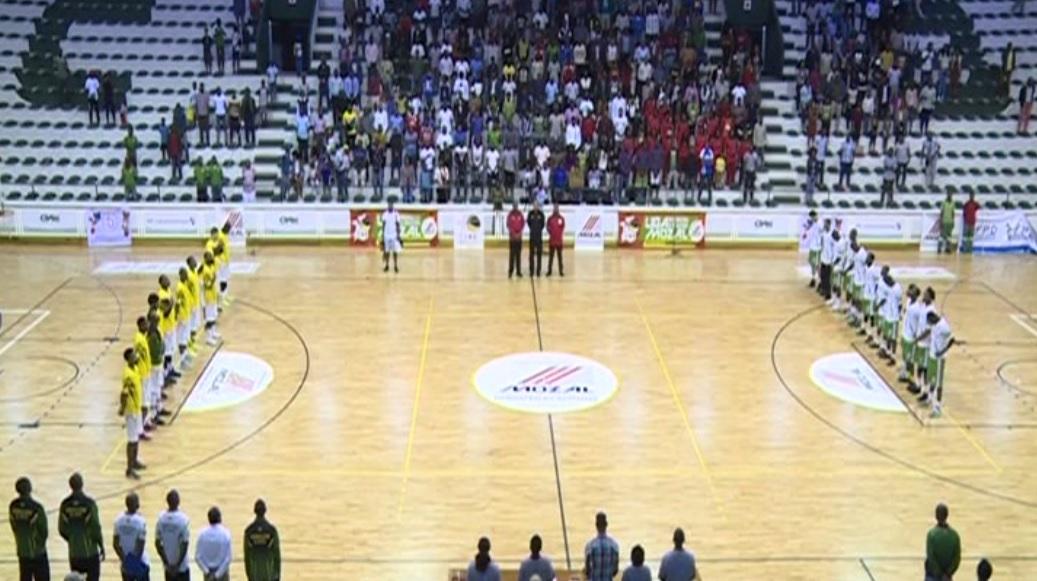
{"left": 659, "top": 528, "right": 699, "bottom": 581}
{"left": 894, "top": 139, "right": 911, "bottom": 190}
{"left": 518, "top": 534, "right": 555, "bottom": 581}
{"left": 881, "top": 148, "right": 897, "bottom": 207}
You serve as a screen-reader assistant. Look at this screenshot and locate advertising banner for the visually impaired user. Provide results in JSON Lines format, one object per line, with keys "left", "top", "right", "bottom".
{"left": 919, "top": 213, "right": 961, "bottom": 253}
{"left": 733, "top": 214, "right": 797, "bottom": 239}
{"left": 261, "top": 209, "right": 321, "bottom": 235}
{"left": 349, "top": 209, "right": 378, "bottom": 247}
{"left": 843, "top": 214, "right": 909, "bottom": 241}
{"left": 19, "top": 208, "right": 82, "bottom": 233}
{"left": 364, "top": 209, "right": 439, "bottom": 248}
{"left": 574, "top": 211, "right": 605, "bottom": 251}
{"left": 453, "top": 212, "right": 485, "bottom": 249}
{"left": 87, "top": 208, "right": 132, "bottom": 247}
{"left": 969, "top": 212, "right": 1037, "bottom": 254}
{"left": 210, "top": 207, "right": 246, "bottom": 247}
{"left": 140, "top": 209, "right": 202, "bottom": 235}
{"left": 617, "top": 211, "right": 706, "bottom": 249}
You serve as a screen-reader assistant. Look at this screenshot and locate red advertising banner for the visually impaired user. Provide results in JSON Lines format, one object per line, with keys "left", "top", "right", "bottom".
{"left": 617, "top": 211, "right": 707, "bottom": 249}
{"left": 349, "top": 209, "right": 378, "bottom": 247}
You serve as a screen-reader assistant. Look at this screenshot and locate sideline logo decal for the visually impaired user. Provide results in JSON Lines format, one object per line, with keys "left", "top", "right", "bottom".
{"left": 474, "top": 352, "right": 618, "bottom": 414}
{"left": 809, "top": 352, "right": 906, "bottom": 413}
{"left": 182, "top": 351, "right": 274, "bottom": 412}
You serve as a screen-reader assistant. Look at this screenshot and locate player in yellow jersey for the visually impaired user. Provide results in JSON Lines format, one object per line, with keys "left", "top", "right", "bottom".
{"left": 186, "top": 256, "right": 202, "bottom": 354}
{"left": 175, "top": 268, "right": 193, "bottom": 369}
{"left": 218, "top": 222, "right": 232, "bottom": 305}
{"left": 201, "top": 251, "right": 221, "bottom": 345}
{"left": 206, "top": 228, "right": 230, "bottom": 311}
{"left": 117, "top": 348, "right": 145, "bottom": 480}
{"left": 132, "top": 316, "right": 158, "bottom": 438}
{"left": 157, "top": 275, "right": 181, "bottom": 382}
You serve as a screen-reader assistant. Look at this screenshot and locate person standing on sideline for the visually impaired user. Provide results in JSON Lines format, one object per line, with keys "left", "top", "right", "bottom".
{"left": 837, "top": 136, "right": 855, "bottom": 190}
{"left": 195, "top": 507, "right": 232, "bottom": 581}
{"left": 546, "top": 205, "right": 566, "bottom": 277}
{"left": 85, "top": 72, "right": 101, "bottom": 126}
{"left": 925, "top": 503, "right": 961, "bottom": 579}
{"left": 526, "top": 202, "right": 546, "bottom": 278}
{"left": 962, "top": 193, "right": 980, "bottom": 253}
{"left": 506, "top": 202, "right": 525, "bottom": 278}
{"left": 921, "top": 133, "right": 940, "bottom": 190}
{"left": 118, "top": 347, "right": 145, "bottom": 480}
{"left": 243, "top": 499, "right": 280, "bottom": 581}
{"left": 155, "top": 490, "right": 190, "bottom": 581}
{"left": 584, "top": 512, "right": 620, "bottom": 581}
{"left": 819, "top": 218, "right": 835, "bottom": 302}
{"left": 938, "top": 193, "right": 955, "bottom": 254}
{"left": 1017, "top": 78, "right": 1035, "bottom": 134}
{"left": 805, "top": 210, "right": 821, "bottom": 288}
{"left": 59, "top": 473, "right": 104, "bottom": 581}
{"left": 466, "top": 537, "right": 502, "bottom": 581}
{"left": 9, "top": 477, "right": 49, "bottom": 581}
{"left": 919, "top": 310, "right": 956, "bottom": 417}
{"left": 113, "top": 492, "right": 149, "bottom": 581}
{"left": 741, "top": 145, "right": 760, "bottom": 203}
{"left": 659, "top": 528, "right": 699, "bottom": 581}
{"left": 517, "top": 534, "right": 555, "bottom": 581}
{"left": 381, "top": 200, "right": 402, "bottom": 274}
{"left": 621, "top": 545, "right": 651, "bottom": 581}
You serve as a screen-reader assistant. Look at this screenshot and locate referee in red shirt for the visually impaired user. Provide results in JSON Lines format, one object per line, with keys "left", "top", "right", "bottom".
{"left": 507, "top": 202, "right": 525, "bottom": 278}
{"left": 547, "top": 204, "right": 566, "bottom": 277}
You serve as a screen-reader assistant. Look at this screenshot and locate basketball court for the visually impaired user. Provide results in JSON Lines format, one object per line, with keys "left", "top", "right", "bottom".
{"left": 1, "top": 244, "right": 1035, "bottom": 579}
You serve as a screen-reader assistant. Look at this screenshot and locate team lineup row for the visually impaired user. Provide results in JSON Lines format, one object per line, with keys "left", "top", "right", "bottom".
{"left": 804, "top": 212, "right": 955, "bottom": 418}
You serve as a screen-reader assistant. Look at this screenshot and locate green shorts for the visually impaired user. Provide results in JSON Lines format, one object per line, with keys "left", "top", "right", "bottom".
{"left": 862, "top": 299, "right": 872, "bottom": 314}
{"left": 902, "top": 339, "right": 916, "bottom": 363}
{"left": 809, "top": 250, "right": 820, "bottom": 269}
{"left": 915, "top": 344, "right": 929, "bottom": 368}
{"left": 927, "top": 356, "right": 946, "bottom": 388}
{"left": 887, "top": 320, "right": 899, "bottom": 341}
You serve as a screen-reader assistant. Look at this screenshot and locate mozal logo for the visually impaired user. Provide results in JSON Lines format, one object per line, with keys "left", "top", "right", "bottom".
{"left": 475, "top": 352, "right": 618, "bottom": 414}
{"left": 809, "top": 352, "right": 906, "bottom": 413}
{"left": 183, "top": 351, "right": 273, "bottom": 413}
{"left": 579, "top": 216, "right": 603, "bottom": 239}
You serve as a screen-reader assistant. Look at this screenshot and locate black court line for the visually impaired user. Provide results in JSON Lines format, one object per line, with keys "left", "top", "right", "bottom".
{"left": 859, "top": 558, "right": 876, "bottom": 580}
{"left": 0, "top": 421, "right": 124, "bottom": 428}
{"left": 529, "top": 276, "right": 573, "bottom": 571}
{"left": 168, "top": 341, "right": 224, "bottom": 425}
{"left": 0, "top": 356, "right": 80, "bottom": 403}
{"left": 980, "top": 281, "right": 1035, "bottom": 319}
{"left": 850, "top": 342, "right": 924, "bottom": 427}
{"left": 996, "top": 359, "right": 1037, "bottom": 398}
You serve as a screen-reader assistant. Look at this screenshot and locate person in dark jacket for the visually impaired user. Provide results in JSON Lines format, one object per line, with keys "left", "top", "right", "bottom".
{"left": 526, "top": 202, "right": 546, "bottom": 277}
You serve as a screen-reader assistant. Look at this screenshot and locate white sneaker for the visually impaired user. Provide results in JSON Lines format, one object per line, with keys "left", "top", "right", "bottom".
{"left": 206, "top": 337, "right": 218, "bottom": 347}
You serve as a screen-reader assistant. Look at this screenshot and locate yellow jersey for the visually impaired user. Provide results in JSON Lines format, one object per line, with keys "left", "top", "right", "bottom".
{"left": 133, "top": 331, "right": 150, "bottom": 376}
{"left": 186, "top": 268, "right": 201, "bottom": 310}
{"left": 201, "top": 263, "right": 218, "bottom": 304}
{"left": 206, "top": 237, "right": 226, "bottom": 268}
{"left": 157, "top": 287, "right": 176, "bottom": 334}
{"left": 218, "top": 231, "right": 231, "bottom": 263}
{"left": 175, "top": 280, "right": 190, "bottom": 323}
{"left": 121, "top": 365, "right": 143, "bottom": 415}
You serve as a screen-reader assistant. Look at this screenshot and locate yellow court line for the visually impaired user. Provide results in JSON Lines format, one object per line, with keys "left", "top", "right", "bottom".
{"left": 396, "top": 293, "right": 435, "bottom": 520}
{"left": 943, "top": 409, "right": 1004, "bottom": 473}
{"left": 99, "top": 433, "right": 125, "bottom": 473}
{"left": 634, "top": 295, "right": 729, "bottom": 522}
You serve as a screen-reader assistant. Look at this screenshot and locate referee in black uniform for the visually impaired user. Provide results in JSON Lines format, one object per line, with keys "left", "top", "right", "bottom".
{"left": 526, "top": 202, "right": 546, "bottom": 278}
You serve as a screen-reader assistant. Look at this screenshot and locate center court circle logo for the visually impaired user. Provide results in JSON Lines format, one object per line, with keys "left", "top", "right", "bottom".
{"left": 474, "top": 352, "right": 619, "bottom": 414}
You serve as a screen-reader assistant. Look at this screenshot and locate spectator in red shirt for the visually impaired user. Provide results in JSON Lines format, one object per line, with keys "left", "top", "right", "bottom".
{"left": 962, "top": 193, "right": 980, "bottom": 253}
{"left": 507, "top": 202, "right": 525, "bottom": 278}
{"left": 546, "top": 204, "right": 566, "bottom": 277}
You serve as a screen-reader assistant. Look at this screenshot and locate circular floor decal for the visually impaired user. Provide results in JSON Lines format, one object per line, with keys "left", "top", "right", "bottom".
{"left": 474, "top": 351, "right": 619, "bottom": 414}
{"left": 809, "top": 352, "right": 907, "bottom": 413}
{"left": 182, "top": 351, "right": 274, "bottom": 412}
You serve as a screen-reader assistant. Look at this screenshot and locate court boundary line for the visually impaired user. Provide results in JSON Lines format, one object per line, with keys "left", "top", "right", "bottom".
{"left": 396, "top": 294, "right": 435, "bottom": 520}
{"left": 530, "top": 277, "right": 574, "bottom": 571}
{"left": 859, "top": 558, "right": 876, "bottom": 580}
{"left": 850, "top": 341, "right": 924, "bottom": 427}
{"left": 0, "top": 310, "right": 51, "bottom": 359}
{"left": 0, "top": 277, "right": 72, "bottom": 344}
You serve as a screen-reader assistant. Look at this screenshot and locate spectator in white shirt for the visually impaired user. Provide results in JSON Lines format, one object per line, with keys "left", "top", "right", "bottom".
{"left": 113, "top": 493, "right": 149, "bottom": 581}
{"left": 565, "top": 118, "right": 583, "bottom": 149}
{"left": 211, "top": 89, "right": 228, "bottom": 147}
{"left": 155, "top": 490, "right": 190, "bottom": 581}
{"left": 195, "top": 507, "right": 232, "bottom": 581}
{"left": 84, "top": 73, "right": 101, "bottom": 126}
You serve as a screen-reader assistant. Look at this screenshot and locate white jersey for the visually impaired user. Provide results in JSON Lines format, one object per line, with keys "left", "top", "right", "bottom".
{"left": 807, "top": 222, "right": 822, "bottom": 251}
{"left": 902, "top": 299, "right": 922, "bottom": 340}
{"left": 820, "top": 230, "right": 835, "bottom": 265}
{"left": 381, "top": 210, "right": 401, "bottom": 242}
{"left": 915, "top": 301, "right": 937, "bottom": 347}
{"left": 883, "top": 282, "right": 902, "bottom": 321}
{"left": 114, "top": 512, "right": 149, "bottom": 565}
{"left": 853, "top": 247, "right": 868, "bottom": 285}
{"left": 156, "top": 510, "right": 191, "bottom": 573}
{"left": 864, "top": 265, "right": 881, "bottom": 300}
{"left": 835, "top": 237, "right": 850, "bottom": 271}
{"left": 929, "top": 318, "right": 953, "bottom": 359}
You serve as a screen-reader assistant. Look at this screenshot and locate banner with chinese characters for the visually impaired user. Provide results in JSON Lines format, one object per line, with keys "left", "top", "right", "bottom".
{"left": 617, "top": 211, "right": 707, "bottom": 249}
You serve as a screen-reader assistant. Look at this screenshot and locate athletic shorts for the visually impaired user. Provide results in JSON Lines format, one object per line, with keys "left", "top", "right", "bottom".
{"left": 927, "top": 356, "right": 945, "bottom": 388}
{"left": 125, "top": 413, "right": 142, "bottom": 443}
{"left": 205, "top": 304, "right": 218, "bottom": 323}
{"left": 150, "top": 368, "right": 162, "bottom": 396}
{"left": 809, "top": 250, "right": 820, "bottom": 269}
{"left": 192, "top": 308, "right": 202, "bottom": 332}
{"left": 384, "top": 238, "right": 402, "bottom": 253}
{"left": 218, "top": 265, "right": 229, "bottom": 284}
{"left": 915, "top": 344, "right": 929, "bottom": 368}
{"left": 163, "top": 332, "right": 175, "bottom": 357}
{"left": 177, "top": 322, "right": 189, "bottom": 346}
{"left": 862, "top": 299, "right": 872, "bottom": 314}
{"left": 902, "top": 339, "right": 915, "bottom": 362}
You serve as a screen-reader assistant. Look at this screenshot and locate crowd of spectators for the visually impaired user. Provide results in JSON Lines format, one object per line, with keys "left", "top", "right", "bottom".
{"left": 277, "top": 0, "right": 771, "bottom": 205}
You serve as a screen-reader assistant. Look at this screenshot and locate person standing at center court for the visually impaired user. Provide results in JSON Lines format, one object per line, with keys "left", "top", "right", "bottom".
{"left": 527, "top": 202, "right": 546, "bottom": 278}
{"left": 546, "top": 204, "right": 566, "bottom": 277}
{"left": 507, "top": 202, "right": 525, "bottom": 278}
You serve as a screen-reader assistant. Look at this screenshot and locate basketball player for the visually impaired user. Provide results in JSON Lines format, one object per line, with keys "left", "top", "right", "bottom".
{"left": 381, "top": 200, "right": 403, "bottom": 273}
{"left": 877, "top": 270, "right": 902, "bottom": 364}
{"left": 914, "top": 288, "right": 937, "bottom": 400}
{"left": 218, "top": 223, "right": 232, "bottom": 306}
{"left": 899, "top": 285, "right": 922, "bottom": 386}
{"left": 831, "top": 227, "right": 850, "bottom": 311}
{"left": 175, "top": 268, "right": 193, "bottom": 369}
{"left": 201, "top": 251, "right": 221, "bottom": 345}
{"left": 186, "top": 256, "right": 202, "bottom": 355}
{"left": 132, "top": 316, "right": 158, "bottom": 435}
{"left": 850, "top": 235, "right": 868, "bottom": 327}
{"left": 146, "top": 311, "right": 168, "bottom": 419}
{"left": 118, "top": 347, "right": 146, "bottom": 480}
{"left": 863, "top": 254, "right": 881, "bottom": 345}
{"left": 157, "top": 276, "right": 180, "bottom": 381}
{"left": 918, "top": 311, "right": 955, "bottom": 417}
{"left": 818, "top": 218, "right": 834, "bottom": 301}
{"left": 805, "top": 210, "right": 822, "bottom": 289}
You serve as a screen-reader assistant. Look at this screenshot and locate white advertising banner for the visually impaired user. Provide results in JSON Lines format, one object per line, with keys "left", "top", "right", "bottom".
{"left": 19, "top": 208, "right": 82, "bottom": 233}
{"left": 919, "top": 213, "right": 963, "bottom": 253}
{"left": 453, "top": 212, "right": 485, "bottom": 249}
{"left": 970, "top": 212, "right": 1037, "bottom": 254}
{"left": 210, "top": 207, "right": 247, "bottom": 247}
{"left": 843, "top": 214, "right": 910, "bottom": 241}
{"left": 261, "top": 209, "right": 321, "bottom": 235}
{"left": 139, "top": 209, "right": 203, "bottom": 235}
{"left": 733, "top": 214, "right": 797, "bottom": 239}
{"left": 87, "top": 208, "right": 132, "bottom": 247}
{"left": 573, "top": 210, "right": 605, "bottom": 251}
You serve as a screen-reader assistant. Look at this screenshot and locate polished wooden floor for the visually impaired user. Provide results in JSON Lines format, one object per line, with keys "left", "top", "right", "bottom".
{"left": 1, "top": 244, "right": 1035, "bottom": 580}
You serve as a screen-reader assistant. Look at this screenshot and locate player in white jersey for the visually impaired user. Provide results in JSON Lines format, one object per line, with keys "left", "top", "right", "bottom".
{"left": 860, "top": 253, "right": 879, "bottom": 341}
{"left": 912, "top": 288, "right": 937, "bottom": 397}
{"left": 850, "top": 240, "right": 868, "bottom": 326}
{"left": 381, "top": 199, "right": 403, "bottom": 274}
{"left": 877, "top": 270, "right": 902, "bottom": 363}
{"left": 806, "top": 211, "right": 822, "bottom": 288}
{"left": 818, "top": 219, "right": 834, "bottom": 301}
{"left": 898, "top": 285, "right": 922, "bottom": 384}
{"left": 916, "top": 310, "right": 955, "bottom": 417}
{"left": 830, "top": 227, "right": 850, "bottom": 311}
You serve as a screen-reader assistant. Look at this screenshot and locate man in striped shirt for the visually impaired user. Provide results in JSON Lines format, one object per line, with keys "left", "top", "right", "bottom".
{"left": 584, "top": 512, "right": 619, "bottom": 581}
